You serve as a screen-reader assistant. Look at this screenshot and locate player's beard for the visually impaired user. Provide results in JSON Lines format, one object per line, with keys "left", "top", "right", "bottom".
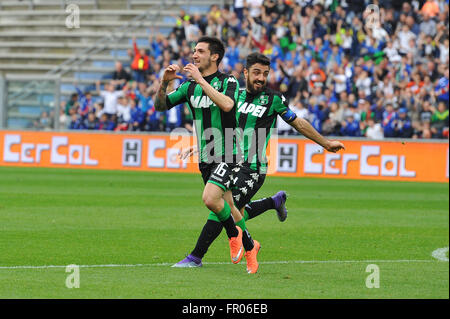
{"left": 247, "top": 77, "right": 266, "bottom": 95}
{"left": 198, "top": 58, "right": 213, "bottom": 73}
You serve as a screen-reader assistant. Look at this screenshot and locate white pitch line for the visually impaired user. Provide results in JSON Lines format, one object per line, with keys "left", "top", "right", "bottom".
{"left": 432, "top": 247, "right": 449, "bottom": 262}
{"left": 0, "top": 259, "right": 441, "bottom": 270}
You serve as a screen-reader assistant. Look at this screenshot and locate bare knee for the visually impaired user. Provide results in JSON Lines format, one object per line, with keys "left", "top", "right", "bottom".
{"left": 202, "top": 193, "right": 221, "bottom": 212}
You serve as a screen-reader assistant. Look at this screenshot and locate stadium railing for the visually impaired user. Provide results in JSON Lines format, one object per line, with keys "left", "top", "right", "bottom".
{"left": 0, "top": 74, "right": 61, "bottom": 130}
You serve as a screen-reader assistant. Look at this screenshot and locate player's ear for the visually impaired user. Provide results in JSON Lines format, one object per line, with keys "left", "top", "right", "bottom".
{"left": 211, "top": 53, "right": 219, "bottom": 64}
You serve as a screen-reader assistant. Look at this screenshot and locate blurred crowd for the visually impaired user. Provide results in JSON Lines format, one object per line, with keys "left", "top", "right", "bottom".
{"left": 58, "top": 0, "right": 449, "bottom": 139}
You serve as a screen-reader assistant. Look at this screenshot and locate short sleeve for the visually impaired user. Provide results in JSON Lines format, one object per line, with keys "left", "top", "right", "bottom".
{"left": 273, "top": 94, "right": 297, "bottom": 123}
{"left": 222, "top": 76, "right": 240, "bottom": 107}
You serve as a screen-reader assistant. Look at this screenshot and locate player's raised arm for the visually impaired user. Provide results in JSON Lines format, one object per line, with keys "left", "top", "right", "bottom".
{"left": 184, "top": 63, "right": 236, "bottom": 112}
{"left": 154, "top": 64, "right": 183, "bottom": 111}
{"left": 290, "top": 117, "right": 345, "bottom": 153}
{"left": 273, "top": 93, "right": 345, "bottom": 153}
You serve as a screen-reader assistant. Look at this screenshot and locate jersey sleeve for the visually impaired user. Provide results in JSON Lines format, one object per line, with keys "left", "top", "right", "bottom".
{"left": 222, "top": 75, "right": 240, "bottom": 107}
{"left": 273, "top": 94, "right": 297, "bottom": 123}
{"left": 166, "top": 81, "right": 190, "bottom": 109}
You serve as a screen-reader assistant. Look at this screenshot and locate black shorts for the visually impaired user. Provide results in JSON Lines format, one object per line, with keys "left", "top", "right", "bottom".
{"left": 231, "top": 165, "right": 266, "bottom": 210}
{"left": 199, "top": 162, "right": 236, "bottom": 191}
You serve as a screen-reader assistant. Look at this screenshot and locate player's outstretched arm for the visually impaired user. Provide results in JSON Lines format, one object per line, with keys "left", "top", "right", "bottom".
{"left": 290, "top": 117, "right": 345, "bottom": 153}
{"left": 184, "top": 63, "right": 235, "bottom": 112}
{"left": 178, "top": 145, "right": 198, "bottom": 160}
{"left": 155, "top": 64, "right": 183, "bottom": 111}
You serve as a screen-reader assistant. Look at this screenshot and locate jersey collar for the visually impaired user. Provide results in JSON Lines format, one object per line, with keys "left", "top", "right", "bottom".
{"left": 203, "top": 70, "right": 220, "bottom": 82}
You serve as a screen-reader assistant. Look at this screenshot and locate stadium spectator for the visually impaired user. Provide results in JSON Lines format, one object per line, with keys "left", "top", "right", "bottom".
{"left": 382, "top": 103, "right": 398, "bottom": 138}
{"left": 248, "top": 0, "right": 264, "bottom": 18}
{"left": 68, "top": 110, "right": 84, "bottom": 130}
{"left": 184, "top": 18, "right": 202, "bottom": 44}
{"left": 420, "top": 13, "right": 437, "bottom": 37}
{"left": 234, "top": 0, "right": 245, "bottom": 21}
{"left": 74, "top": 85, "right": 93, "bottom": 119}
{"left": 131, "top": 36, "right": 150, "bottom": 83}
{"left": 166, "top": 105, "right": 183, "bottom": 132}
{"left": 435, "top": 67, "right": 449, "bottom": 107}
{"left": 96, "top": 113, "right": 112, "bottom": 130}
{"left": 308, "top": 60, "right": 326, "bottom": 89}
{"left": 34, "top": 111, "right": 53, "bottom": 130}
{"left": 365, "top": 117, "right": 384, "bottom": 139}
{"left": 394, "top": 107, "right": 414, "bottom": 138}
{"left": 83, "top": 112, "right": 99, "bottom": 130}
{"left": 397, "top": 25, "right": 417, "bottom": 56}
{"left": 116, "top": 96, "right": 131, "bottom": 125}
{"left": 430, "top": 101, "right": 450, "bottom": 138}
{"left": 65, "top": 93, "right": 78, "bottom": 116}
{"left": 421, "top": 0, "right": 440, "bottom": 18}
{"left": 112, "top": 61, "right": 131, "bottom": 89}
{"left": 128, "top": 99, "right": 145, "bottom": 131}
{"left": 59, "top": 102, "right": 69, "bottom": 128}
{"left": 340, "top": 112, "right": 360, "bottom": 137}
{"left": 181, "top": 105, "right": 194, "bottom": 132}
{"left": 96, "top": 80, "right": 124, "bottom": 119}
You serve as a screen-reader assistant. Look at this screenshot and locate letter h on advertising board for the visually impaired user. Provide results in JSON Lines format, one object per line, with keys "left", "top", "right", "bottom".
{"left": 277, "top": 143, "right": 298, "bottom": 173}
{"left": 122, "top": 139, "right": 142, "bottom": 167}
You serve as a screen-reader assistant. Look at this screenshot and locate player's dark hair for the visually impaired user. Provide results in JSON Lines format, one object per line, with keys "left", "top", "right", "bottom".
{"left": 197, "top": 36, "right": 225, "bottom": 66}
{"left": 246, "top": 52, "right": 271, "bottom": 70}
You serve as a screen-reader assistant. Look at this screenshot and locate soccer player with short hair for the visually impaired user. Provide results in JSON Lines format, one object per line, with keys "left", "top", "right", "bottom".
{"left": 155, "top": 36, "right": 254, "bottom": 267}
{"left": 174, "top": 52, "right": 345, "bottom": 274}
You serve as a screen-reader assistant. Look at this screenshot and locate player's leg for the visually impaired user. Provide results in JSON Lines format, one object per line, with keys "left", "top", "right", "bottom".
{"left": 173, "top": 191, "right": 245, "bottom": 268}
{"left": 173, "top": 163, "right": 241, "bottom": 267}
{"left": 229, "top": 166, "right": 267, "bottom": 273}
{"left": 190, "top": 213, "right": 223, "bottom": 259}
{"left": 203, "top": 168, "right": 243, "bottom": 264}
{"left": 231, "top": 167, "right": 288, "bottom": 222}
{"left": 172, "top": 212, "right": 222, "bottom": 268}
{"left": 224, "top": 190, "right": 254, "bottom": 252}
{"left": 172, "top": 163, "right": 222, "bottom": 268}
{"left": 202, "top": 182, "right": 239, "bottom": 237}
{"left": 243, "top": 191, "right": 288, "bottom": 222}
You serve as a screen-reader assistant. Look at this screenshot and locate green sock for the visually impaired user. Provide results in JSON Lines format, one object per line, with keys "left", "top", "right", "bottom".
{"left": 208, "top": 211, "right": 221, "bottom": 223}
{"left": 235, "top": 218, "right": 247, "bottom": 232}
{"left": 216, "top": 201, "right": 231, "bottom": 222}
{"left": 244, "top": 209, "right": 250, "bottom": 222}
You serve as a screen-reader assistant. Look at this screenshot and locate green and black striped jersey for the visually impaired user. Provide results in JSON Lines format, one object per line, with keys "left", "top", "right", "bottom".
{"left": 166, "top": 71, "right": 239, "bottom": 164}
{"left": 236, "top": 88, "right": 297, "bottom": 173}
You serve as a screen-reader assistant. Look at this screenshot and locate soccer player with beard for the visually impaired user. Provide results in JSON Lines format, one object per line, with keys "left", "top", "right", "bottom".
{"left": 155, "top": 36, "right": 256, "bottom": 267}
{"left": 175, "top": 53, "right": 346, "bottom": 274}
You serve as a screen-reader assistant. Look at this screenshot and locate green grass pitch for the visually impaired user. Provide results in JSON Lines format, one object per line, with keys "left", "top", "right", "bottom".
{"left": 0, "top": 166, "right": 448, "bottom": 299}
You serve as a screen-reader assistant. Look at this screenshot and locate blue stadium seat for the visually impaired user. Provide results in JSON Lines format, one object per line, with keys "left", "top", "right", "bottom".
{"left": 17, "top": 106, "right": 43, "bottom": 116}
{"left": 128, "top": 38, "right": 150, "bottom": 47}
{"left": 109, "top": 49, "right": 129, "bottom": 57}
{"left": 92, "top": 60, "right": 116, "bottom": 68}
{"left": 181, "top": 5, "right": 209, "bottom": 14}
{"left": 74, "top": 72, "right": 108, "bottom": 80}
{"left": 7, "top": 118, "right": 33, "bottom": 128}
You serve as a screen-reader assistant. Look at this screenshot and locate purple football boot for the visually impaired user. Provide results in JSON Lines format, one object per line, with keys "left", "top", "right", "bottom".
{"left": 272, "top": 191, "right": 288, "bottom": 222}
{"left": 171, "top": 254, "right": 202, "bottom": 268}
